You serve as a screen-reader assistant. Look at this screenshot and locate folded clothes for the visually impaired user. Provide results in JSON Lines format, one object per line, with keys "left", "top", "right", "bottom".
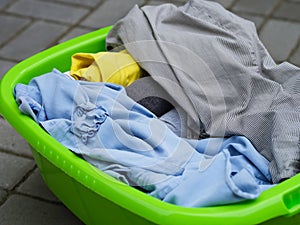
{"left": 70, "top": 50, "right": 141, "bottom": 86}
{"left": 106, "top": 0, "right": 300, "bottom": 183}
{"left": 14, "top": 69, "right": 273, "bottom": 207}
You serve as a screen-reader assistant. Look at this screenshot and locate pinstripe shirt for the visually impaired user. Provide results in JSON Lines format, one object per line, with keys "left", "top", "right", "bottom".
{"left": 106, "top": 0, "right": 300, "bottom": 183}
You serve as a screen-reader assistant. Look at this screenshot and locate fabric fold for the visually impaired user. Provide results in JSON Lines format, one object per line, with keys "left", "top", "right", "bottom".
{"left": 14, "top": 70, "right": 273, "bottom": 207}
{"left": 105, "top": 0, "right": 300, "bottom": 183}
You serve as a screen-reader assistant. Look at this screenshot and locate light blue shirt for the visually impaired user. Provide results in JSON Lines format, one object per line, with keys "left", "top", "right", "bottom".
{"left": 14, "top": 69, "right": 273, "bottom": 207}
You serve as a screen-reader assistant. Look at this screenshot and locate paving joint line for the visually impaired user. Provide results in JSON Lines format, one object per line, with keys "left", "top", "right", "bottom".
{"left": 36, "top": 0, "right": 93, "bottom": 10}
{"left": 44, "top": 0, "right": 107, "bottom": 50}
{"left": 0, "top": 187, "right": 8, "bottom": 206}
{"left": 0, "top": 165, "right": 37, "bottom": 207}
{"left": 0, "top": 13, "right": 85, "bottom": 53}
{"left": 257, "top": 0, "right": 284, "bottom": 33}
{"left": 1, "top": 10, "right": 84, "bottom": 27}
{"left": 271, "top": 15, "right": 300, "bottom": 23}
{"left": 0, "top": 191, "right": 63, "bottom": 207}
{"left": 0, "top": 148, "right": 34, "bottom": 160}
{"left": 0, "top": 16, "right": 34, "bottom": 50}
{"left": 10, "top": 164, "right": 37, "bottom": 192}
{"left": 287, "top": 37, "right": 300, "bottom": 62}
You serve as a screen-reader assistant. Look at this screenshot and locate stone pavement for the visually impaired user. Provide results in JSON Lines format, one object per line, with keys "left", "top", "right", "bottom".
{"left": 0, "top": 0, "right": 299, "bottom": 224}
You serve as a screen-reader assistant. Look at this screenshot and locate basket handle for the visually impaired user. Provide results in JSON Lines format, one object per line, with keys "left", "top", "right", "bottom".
{"left": 282, "top": 183, "right": 300, "bottom": 216}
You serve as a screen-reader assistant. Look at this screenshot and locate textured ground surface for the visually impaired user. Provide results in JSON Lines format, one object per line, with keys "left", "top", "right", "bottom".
{"left": 0, "top": 0, "right": 299, "bottom": 224}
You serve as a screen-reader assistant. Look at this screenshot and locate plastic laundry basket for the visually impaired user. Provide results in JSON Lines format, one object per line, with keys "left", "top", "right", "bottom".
{"left": 1, "top": 26, "right": 300, "bottom": 225}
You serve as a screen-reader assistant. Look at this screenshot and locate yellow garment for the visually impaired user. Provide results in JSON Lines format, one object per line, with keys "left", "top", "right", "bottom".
{"left": 70, "top": 50, "right": 141, "bottom": 86}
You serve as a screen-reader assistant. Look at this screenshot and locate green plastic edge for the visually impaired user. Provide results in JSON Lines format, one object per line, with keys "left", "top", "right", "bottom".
{"left": 0, "top": 26, "right": 299, "bottom": 225}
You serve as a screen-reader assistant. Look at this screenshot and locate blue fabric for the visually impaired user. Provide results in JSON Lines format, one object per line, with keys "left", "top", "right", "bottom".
{"left": 159, "top": 108, "right": 182, "bottom": 137}
{"left": 14, "top": 69, "right": 273, "bottom": 207}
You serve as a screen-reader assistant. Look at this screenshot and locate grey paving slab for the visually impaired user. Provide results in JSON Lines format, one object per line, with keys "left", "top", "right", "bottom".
{"left": 80, "top": 0, "right": 146, "bottom": 28}
{"left": 290, "top": 45, "right": 300, "bottom": 66}
{"left": 0, "top": 14, "right": 31, "bottom": 47}
{"left": 58, "top": 27, "right": 94, "bottom": 43}
{"left": 0, "top": 21, "right": 69, "bottom": 61}
{"left": 274, "top": 2, "right": 300, "bottom": 21}
{"left": 0, "top": 60, "right": 15, "bottom": 80}
{"left": 0, "top": 152, "right": 35, "bottom": 190}
{"left": 146, "top": 0, "right": 232, "bottom": 8}
{"left": 259, "top": 19, "right": 300, "bottom": 62}
{"left": 0, "top": 0, "right": 11, "bottom": 9}
{"left": 0, "top": 194, "right": 84, "bottom": 225}
{"left": 235, "top": 12, "right": 264, "bottom": 28}
{"left": 0, "top": 0, "right": 300, "bottom": 224}
{"left": 209, "top": 0, "right": 234, "bottom": 8}
{"left": 6, "top": 0, "right": 89, "bottom": 25}
{"left": 0, "top": 119, "right": 32, "bottom": 157}
{"left": 145, "top": 0, "right": 188, "bottom": 6}
{"left": 232, "top": 0, "right": 280, "bottom": 15}
{"left": 46, "top": 0, "right": 103, "bottom": 7}
{"left": 17, "top": 168, "right": 60, "bottom": 202}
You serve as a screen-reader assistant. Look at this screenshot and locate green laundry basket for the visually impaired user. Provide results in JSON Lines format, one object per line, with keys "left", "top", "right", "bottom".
{"left": 1, "top": 26, "right": 300, "bottom": 225}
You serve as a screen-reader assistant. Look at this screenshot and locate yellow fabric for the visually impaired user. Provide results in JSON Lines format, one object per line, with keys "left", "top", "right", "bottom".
{"left": 70, "top": 50, "right": 141, "bottom": 86}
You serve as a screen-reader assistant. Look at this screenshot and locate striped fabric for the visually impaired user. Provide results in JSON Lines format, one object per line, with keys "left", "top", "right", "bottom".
{"left": 106, "top": 0, "right": 300, "bottom": 183}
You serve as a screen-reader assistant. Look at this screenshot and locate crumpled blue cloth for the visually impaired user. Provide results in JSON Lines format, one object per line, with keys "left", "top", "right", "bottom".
{"left": 14, "top": 69, "right": 273, "bottom": 207}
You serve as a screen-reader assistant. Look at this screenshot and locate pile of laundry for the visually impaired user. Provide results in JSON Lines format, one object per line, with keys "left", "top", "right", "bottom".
{"left": 14, "top": 0, "right": 300, "bottom": 208}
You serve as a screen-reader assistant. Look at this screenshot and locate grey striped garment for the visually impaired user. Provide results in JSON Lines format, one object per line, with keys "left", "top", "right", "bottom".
{"left": 106, "top": 0, "right": 300, "bottom": 183}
